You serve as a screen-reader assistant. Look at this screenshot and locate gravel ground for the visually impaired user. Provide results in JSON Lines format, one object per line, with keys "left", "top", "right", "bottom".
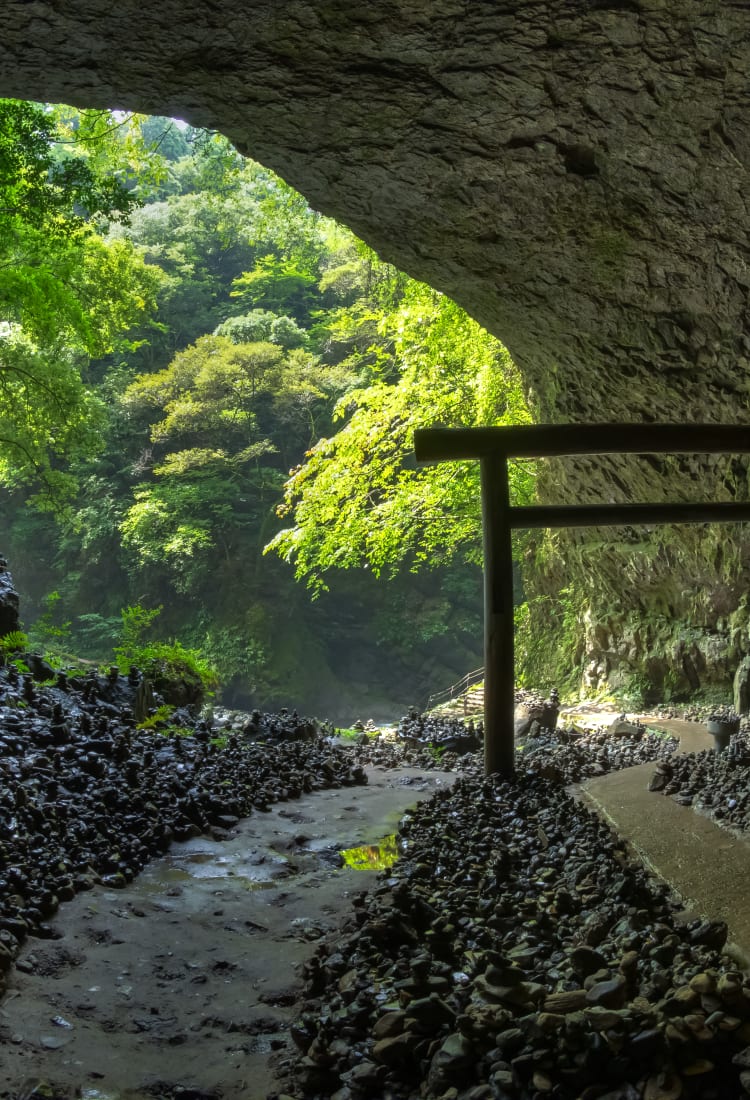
{"left": 279, "top": 771, "right": 750, "bottom": 1100}
{"left": 1, "top": 660, "right": 748, "bottom": 1100}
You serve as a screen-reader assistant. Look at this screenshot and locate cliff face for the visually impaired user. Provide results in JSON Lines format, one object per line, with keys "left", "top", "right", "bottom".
{"left": 2, "top": 1, "right": 750, "bottom": 697}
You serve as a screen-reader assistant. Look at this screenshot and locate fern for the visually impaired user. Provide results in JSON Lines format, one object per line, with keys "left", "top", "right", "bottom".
{"left": 0, "top": 630, "right": 28, "bottom": 654}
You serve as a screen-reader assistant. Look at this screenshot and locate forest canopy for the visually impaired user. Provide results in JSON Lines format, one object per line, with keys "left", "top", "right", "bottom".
{"left": 0, "top": 101, "right": 533, "bottom": 718}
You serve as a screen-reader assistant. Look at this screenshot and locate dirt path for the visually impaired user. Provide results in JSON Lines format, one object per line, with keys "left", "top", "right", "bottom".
{"left": 0, "top": 762, "right": 457, "bottom": 1100}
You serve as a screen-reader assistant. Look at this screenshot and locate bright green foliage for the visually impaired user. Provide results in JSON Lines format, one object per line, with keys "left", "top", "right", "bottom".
{"left": 114, "top": 603, "right": 219, "bottom": 698}
{"left": 123, "top": 334, "right": 283, "bottom": 438}
{"left": 267, "top": 281, "right": 534, "bottom": 591}
{"left": 117, "top": 189, "right": 258, "bottom": 357}
{"left": 0, "top": 231, "right": 159, "bottom": 359}
{"left": 50, "top": 104, "right": 169, "bottom": 201}
{"left": 120, "top": 476, "right": 236, "bottom": 589}
{"left": 0, "top": 101, "right": 161, "bottom": 353}
{"left": 118, "top": 152, "right": 328, "bottom": 365}
{"left": 215, "top": 310, "right": 277, "bottom": 343}
{"left": 118, "top": 336, "right": 288, "bottom": 588}
{"left": 116, "top": 603, "right": 163, "bottom": 657}
{"left": 0, "top": 99, "right": 162, "bottom": 497}
{"left": 0, "top": 326, "right": 106, "bottom": 501}
{"left": 216, "top": 310, "right": 307, "bottom": 349}
{"left": 117, "top": 326, "right": 360, "bottom": 594}
{"left": 0, "top": 100, "right": 138, "bottom": 233}
{"left": 231, "top": 254, "right": 319, "bottom": 323}
{"left": 0, "top": 630, "right": 28, "bottom": 655}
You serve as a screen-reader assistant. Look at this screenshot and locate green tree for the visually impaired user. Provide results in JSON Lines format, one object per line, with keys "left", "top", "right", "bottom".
{"left": 118, "top": 335, "right": 287, "bottom": 590}
{"left": 0, "top": 100, "right": 139, "bottom": 233}
{"left": 0, "top": 99, "right": 162, "bottom": 497}
{"left": 267, "top": 282, "right": 534, "bottom": 590}
{"left": 231, "top": 254, "right": 319, "bottom": 323}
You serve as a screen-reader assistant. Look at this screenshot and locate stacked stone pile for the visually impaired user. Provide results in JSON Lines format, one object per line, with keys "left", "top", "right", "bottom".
{"left": 519, "top": 724, "right": 679, "bottom": 785}
{"left": 649, "top": 732, "right": 750, "bottom": 829}
{"left": 348, "top": 716, "right": 678, "bottom": 786}
{"left": 213, "top": 705, "right": 323, "bottom": 741}
{"left": 284, "top": 773, "right": 750, "bottom": 1100}
{"left": 513, "top": 688, "right": 560, "bottom": 740}
{"left": 0, "top": 664, "right": 366, "bottom": 1000}
{"left": 396, "top": 711, "right": 483, "bottom": 756}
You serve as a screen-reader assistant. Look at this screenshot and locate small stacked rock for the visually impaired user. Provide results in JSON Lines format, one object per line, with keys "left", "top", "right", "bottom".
{"left": 650, "top": 731, "right": 750, "bottom": 828}
{"left": 520, "top": 723, "right": 678, "bottom": 785}
{"left": 0, "top": 662, "right": 367, "bottom": 1000}
{"left": 514, "top": 687, "right": 560, "bottom": 739}
{"left": 396, "top": 712, "right": 483, "bottom": 756}
{"left": 282, "top": 773, "right": 750, "bottom": 1100}
{"left": 211, "top": 706, "right": 322, "bottom": 742}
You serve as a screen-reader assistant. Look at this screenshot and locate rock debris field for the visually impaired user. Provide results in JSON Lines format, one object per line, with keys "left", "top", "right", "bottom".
{"left": 1, "top": 669, "right": 750, "bottom": 1098}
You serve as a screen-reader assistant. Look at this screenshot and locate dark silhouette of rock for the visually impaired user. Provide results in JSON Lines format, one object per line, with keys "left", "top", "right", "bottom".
{"left": 0, "top": 557, "right": 19, "bottom": 637}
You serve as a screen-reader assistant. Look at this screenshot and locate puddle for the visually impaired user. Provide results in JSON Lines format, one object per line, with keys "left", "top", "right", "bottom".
{"left": 135, "top": 843, "right": 291, "bottom": 894}
{"left": 340, "top": 833, "right": 399, "bottom": 870}
{"left": 137, "top": 865, "right": 193, "bottom": 890}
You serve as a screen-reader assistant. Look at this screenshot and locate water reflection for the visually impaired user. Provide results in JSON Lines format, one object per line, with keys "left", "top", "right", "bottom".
{"left": 340, "top": 833, "right": 399, "bottom": 870}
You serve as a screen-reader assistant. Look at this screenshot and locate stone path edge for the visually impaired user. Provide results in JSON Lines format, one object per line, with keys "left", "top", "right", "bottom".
{"left": 580, "top": 719, "right": 750, "bottom": 969}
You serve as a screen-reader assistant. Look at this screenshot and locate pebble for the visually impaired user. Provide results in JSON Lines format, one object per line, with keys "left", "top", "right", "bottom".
{"left": 284, "top": 769, "right": 750, "bottom": 1099}
{"left": 0, "top": 661, "right": 367, "bottom": 975}
{"left": 0, "top": 645, "right": 747, "bottom": 1100}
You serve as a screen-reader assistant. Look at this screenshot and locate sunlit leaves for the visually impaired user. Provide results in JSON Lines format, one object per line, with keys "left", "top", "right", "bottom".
{"left": 122, "top": 335, "right": 284, "bottom": 443}
{"left": 0, "top": 325, "right": 106, "bottom": 502}
{"left": 231, "top": 254, "right": 319, "bottom": 323}
{"left": 0, "top": 100, "right": 139, "bottom": 234}
{"left": 267, "top": 282, "right": 534, "bottom": 591}
{"left": 0, "top": 98, "right": 165, "bottom": 499}
{"left": 50, "top": 104, "right": 172, "bottom": 201}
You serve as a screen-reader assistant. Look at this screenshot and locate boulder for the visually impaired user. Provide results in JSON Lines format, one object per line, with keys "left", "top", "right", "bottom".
{"left": 0, "top": 558, "right": 19, "bottom": 638}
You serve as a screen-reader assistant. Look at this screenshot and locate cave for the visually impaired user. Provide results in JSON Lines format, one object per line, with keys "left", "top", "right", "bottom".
{"left": 3, "top": 0, "right": 750, "bottom": 699}
{"left": 3, "top": 5, "right": 750, "bottom": 1098}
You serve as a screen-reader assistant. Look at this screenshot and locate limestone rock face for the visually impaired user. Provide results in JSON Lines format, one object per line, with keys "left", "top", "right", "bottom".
{"left": 1, "top": 1, "right": 749, "bottom": 430}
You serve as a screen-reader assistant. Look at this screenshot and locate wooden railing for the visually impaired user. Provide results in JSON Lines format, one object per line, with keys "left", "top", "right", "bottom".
{"left": 425, "top": 666, "right": 484, "bottom": 713}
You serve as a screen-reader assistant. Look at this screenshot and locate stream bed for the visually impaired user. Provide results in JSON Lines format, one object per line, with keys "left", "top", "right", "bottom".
{"left": 0, "top": 764, "right": 456, "bottom": 1100}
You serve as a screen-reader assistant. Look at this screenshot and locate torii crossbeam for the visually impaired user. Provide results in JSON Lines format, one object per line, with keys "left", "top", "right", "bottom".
{"left": 413, "top": 424, "right": 750, "bottom": 777}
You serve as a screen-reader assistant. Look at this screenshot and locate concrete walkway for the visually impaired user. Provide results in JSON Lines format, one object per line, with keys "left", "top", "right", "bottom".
{"left": 581, "top": 717, "right": 750, "bottom": 966}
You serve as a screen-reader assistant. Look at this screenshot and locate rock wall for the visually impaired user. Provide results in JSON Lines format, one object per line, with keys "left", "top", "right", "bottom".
{"left": 2, "top": 1, "right": 750, "bottom": 696}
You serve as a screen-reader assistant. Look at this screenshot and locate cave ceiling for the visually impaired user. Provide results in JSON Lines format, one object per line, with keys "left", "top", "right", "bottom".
{"left": 2, "top": 1, "right": 750, "bottom": 440}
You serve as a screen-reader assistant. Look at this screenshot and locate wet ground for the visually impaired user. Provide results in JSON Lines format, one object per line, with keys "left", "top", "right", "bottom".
{"left": 6, "top": 708, "right": 750, "bottom": 1098}
{"left": 0, "top": 763, "right": 456, "bottom": 1099}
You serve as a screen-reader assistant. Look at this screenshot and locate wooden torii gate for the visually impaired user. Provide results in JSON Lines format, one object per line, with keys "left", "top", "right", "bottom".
{"left": 413, "top": 424, "right": 750, "bottom": 777}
